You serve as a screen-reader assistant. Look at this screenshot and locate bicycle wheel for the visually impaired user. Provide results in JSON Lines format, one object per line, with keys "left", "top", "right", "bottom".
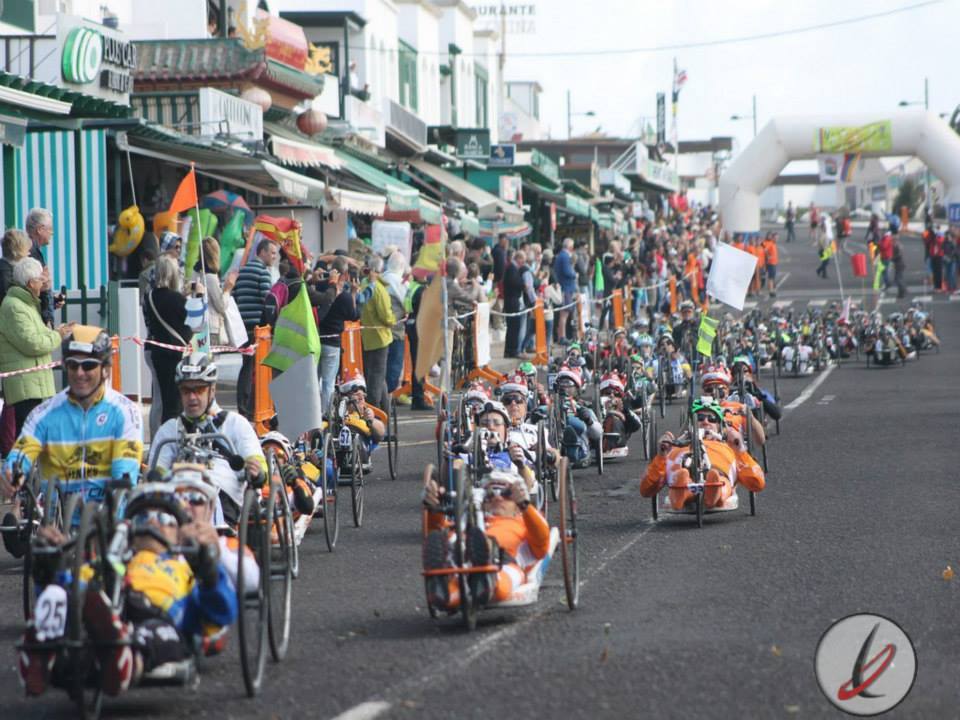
{"left": 350, "top": 434, "right": 364, "bottom": 528}
{"left": 595, "top": 438, "right": 604, "bottom": 476}
{"left": 453, "top": 466, "right": 477, "bottom": 632}
{"left": 237, "top": 486, "right": 269, "bottom": 697}
{"left": 20, "top": 489, "right": 40, "bottom": 621}
{"left": 266, "top": 449, "right": 298, "bottom": 580}
{"left": 696, "top": 492, "right": 704, "bottom": 529}
{"left": 69, "top": 502, "right": 108, "bottom": 720}
{"left": 319, "top": 432, "right": 339, "bottom": 551}
{"left": 749, "top": 490, "right": 757, "bottom": 516}
{"left": 387, "top": 397, "right": 399, "bottom": 481}
{"left": 557, "top": 458, "right": 580, "bottom": 610}
{"left": 535, "top": 421, "right": 549, "bottom": 517}
{"left": 268, "top": 478, "right": 292, "bottom": 663}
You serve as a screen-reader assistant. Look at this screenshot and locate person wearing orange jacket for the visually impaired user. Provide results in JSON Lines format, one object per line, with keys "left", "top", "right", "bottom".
{"left": 700, "top": 364, "right": 765, "bottom": 449}
{"left": 750, "top": 236, "right": 766, "bottom": 296}
{"left": 762, "top": 232, "right": 779, "bottom": 298}
{"left": 421, "top": 465, "right": 550, "bottom": 610}
{"left": 640, "top": 398, "right": 764, "bottom": 511}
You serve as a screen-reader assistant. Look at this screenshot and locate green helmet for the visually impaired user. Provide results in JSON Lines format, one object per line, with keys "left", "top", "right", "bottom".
{"left": 519, "top": 361, "right": 536, "bottom": 377}
{"left": 690, "top": 397, "right": 725, "bottom": 425}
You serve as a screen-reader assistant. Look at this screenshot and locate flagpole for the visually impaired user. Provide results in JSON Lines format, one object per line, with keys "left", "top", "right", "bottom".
{"left": 190, "top": 162, "right": 212, "bottom": 358}
{"left": 672, "top": 57, "right": 679, "bottom": 192}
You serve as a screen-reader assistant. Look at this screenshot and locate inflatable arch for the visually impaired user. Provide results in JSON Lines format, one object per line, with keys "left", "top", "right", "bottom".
{"left": 718, "top": 111, "right": 960, "bottom": 232}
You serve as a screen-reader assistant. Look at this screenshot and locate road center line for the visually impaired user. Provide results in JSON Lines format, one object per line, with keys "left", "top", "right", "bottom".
{"left": 328, "top": 701, "right": 392, "bottom": 720}
{"left": 784, "top": 364, "right": 837, "bottom": 412}
{"left": 775, "top": 271, "right": 791, "bottom": 289}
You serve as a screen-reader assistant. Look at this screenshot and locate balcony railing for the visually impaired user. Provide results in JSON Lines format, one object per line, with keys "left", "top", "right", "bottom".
{"left": 384, "top": 98, "right": 427, "bottom": 148}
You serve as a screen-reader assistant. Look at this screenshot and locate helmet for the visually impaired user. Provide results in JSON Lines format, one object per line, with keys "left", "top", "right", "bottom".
{"left": 613, "top": 326, "right": 627, "bottom": 338}
{"left": 339, "top": 369, "right": 366, "bottom": 395}
{"left": 599, "top": 372, "right": 625, "bottom": 395}
{"left": 690, "top": 397, "right": 725, "bottom": 425}
{"left": 175, "top": 352, "right": 218, "bottom": 385}
{"left": 464, "top": 381, "right": 491, "bottom": 405}
{"left": 518, "top": 361, "right": 537, "bottom": 378}
{"left": 62, "top": 325, "right": 112, "bottom": 362}
{"left": 567, "top": 342, "right": 582, "bottom": 354}
{"left": 630, "top": 353, "right": 645, "bottom": 366}
{"left": 679, "top": 300, "right": 695, "bottom": 312}
{"left": 657, "top": 331, "right": 675, "bottom": 348}
{"left": 700, "top": 364, "right": 731, "bottom": 388}
{"left": 633, "top": 316, "right": 650, "bottom": 329}
{"left": 124, "top": 482, "right": 189, "bottom": 547}
{"left": 556, "top": 364, "right": 583, "bottom": 389}
{"left": 167, "top": 463, "right": 218, "bottom": 506}
{"left": 636, "top": 333, "right": 654, "bottom": 348}
{"left": 499, "top": 373, "right": 528, "bottom": 398}
{"left": 479, "top": 400, "right": 510, "bottom": 425}
{"left": 261, "top": 430, "right": 294, "bottom": 461}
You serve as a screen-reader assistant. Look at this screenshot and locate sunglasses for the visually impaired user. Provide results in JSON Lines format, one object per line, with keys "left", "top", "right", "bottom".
{"left": 695, "top": 414, "right": 719, "bottom": 425}
{"left": 179, "top": 384, "right": 210, "bottom": 396}
{"left": 502, "top": 395, "right": 526, "bottom": 406}
{"left": 65, "top": 358, "right": 103, "bottom": 372}
{"left": 485, "top": 485, "right": 512, "bottom": 500}
{"left": 177, "top": 490, "right": 209, "bottom": 507}
{"left": 480, "top": 418, "right": 505, "bottom": 428}
{"left": 132, "top": 509, "right": 178, "bottom": 528}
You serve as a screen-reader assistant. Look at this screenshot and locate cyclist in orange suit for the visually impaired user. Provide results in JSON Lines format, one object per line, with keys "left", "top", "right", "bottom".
{"left": 640, "top": 398, "right": 764, "bottom": 510}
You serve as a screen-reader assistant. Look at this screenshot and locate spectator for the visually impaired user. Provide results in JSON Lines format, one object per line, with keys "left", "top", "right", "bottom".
{"left": 348, "top": 60, "right": 370, "bottom": 100}
{"left": 552, "top": 237, "right": 578, "bottom": 345}
{"left": 0, "top": 229, "right": 31, "bottom": 300}
{"left": 491, "top": 234, "right": 509, "bottom": 287}
{"left": 784, "top": 201, "right": 796, "bottom": 243}
{"left": 24, "top": 208, "right": 56, "bottom": 327}
{"left": 382, "top": 251, "right": 408, "bottom": 399}
{"left": 0, "top": 258, "right": 72, "bottom": 438}
{"left": 502, "top": 250, "right": 533, "bottom": 358}
{"left": 233, "top": 239, "right": 277, "bottom": 419}
{"left": 542, "top": 268, "right": 562, "bottom": 353}
{"left": 316, "top": 257, "right": 358, "bottom": 414}
{"left": 199, "top": 237, "right": 236, "bottom": 345}
{"left": 892, "top": 235, "right": 907, "bottom": 299}
{"left": 143, "top": 256, "right": 191, "bottom": 434}
{"left": 359, "top": 255, "right": 396, "bottom": 413}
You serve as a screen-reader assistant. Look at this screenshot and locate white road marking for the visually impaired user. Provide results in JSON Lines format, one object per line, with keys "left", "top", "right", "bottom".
{"left": 816, "top": 394, "right": 835, "bottom": 406}
{"left": 328, "top": 701, "right": 392, "bottom": 720}
{"left": 396, "top": 417, "right": 437, "bottom": 426}
{"left": 775, "top": 272, "right": 791, "bottom": 289}
{"left": 807, "top": 299, "right": 827, "bottom": 307}
{"left": 772, "top": 300, "right": 793, "bottom": 309}
{"left": 784, "top": 364, "right": 837, "bottom": 412}
{"left": 911, "top": 295, "right": 933, "bottom": 303}
{"left": 878, "top": 297, "right": 895, "bottom": 305}
{"left": 398, "top": 439, "right": 436, "bottom": 448}
{"left": 950, "top": 293, "right": 960, "bottom": 302}
{"left": 743, "top": 301, "right": 757, "bottom": 310}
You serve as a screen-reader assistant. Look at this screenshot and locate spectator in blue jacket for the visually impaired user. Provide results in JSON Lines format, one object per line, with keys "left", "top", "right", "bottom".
{"left": 233, "top": 239, "right": 278, "bottom": 418}
{"left": 552, "top": 237, "right": 578, "bottom": 346}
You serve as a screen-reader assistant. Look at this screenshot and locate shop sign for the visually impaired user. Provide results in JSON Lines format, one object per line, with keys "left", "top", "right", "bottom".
{"left": 1, "top": 1, "right": 35, "bottom": 32}
{"left": 456, "top": 128, "right": 490, "bottom": 159}
{"left": 198, "top": 87, "right": 263, "bottom": 141}
{"left": 530, "top": 148, "right": 559, "bottom": 181}
{"left": 489, "top": 143, "right": 515, "bottom": 167}
{"left": 57, "top": 15, "right": 135, "bottom": 105}
{"left": 499, "top": 175, "right": 522, "bottom": 205}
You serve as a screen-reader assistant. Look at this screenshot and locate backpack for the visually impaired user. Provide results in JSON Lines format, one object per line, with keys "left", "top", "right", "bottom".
{"left": 260, "top": 281, "right": 290, "bottom": 328}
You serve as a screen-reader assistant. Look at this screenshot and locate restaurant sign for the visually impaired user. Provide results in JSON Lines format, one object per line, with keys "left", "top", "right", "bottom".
{"left": 58, "top": 15, "right": 136, "bottom": 105}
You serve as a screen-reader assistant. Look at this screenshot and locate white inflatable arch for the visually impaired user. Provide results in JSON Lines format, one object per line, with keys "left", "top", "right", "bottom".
{"left": 719, "top": 111, "right": 960, "bottom": 232}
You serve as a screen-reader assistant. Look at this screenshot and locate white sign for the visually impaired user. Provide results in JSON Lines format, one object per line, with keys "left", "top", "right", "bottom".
{"left": 371, "top": 220, "right": 412, "bottom": 260}
{"left": 499, "top": 175, "right": 522, "bottom": 205}
{"left": 57, "top": 15, "right": 135, "bottom": 105}
{"left": 475, "top": 302, "right": 491, "bottom": 367}
{"left": 706, "top": 243, "right": 757, "bottom": 311}
{"left": 472, "top": 3, "right": 537, "bottom": 34}
{"left": 198, "top": 87, "right": 263, "bottom": 141}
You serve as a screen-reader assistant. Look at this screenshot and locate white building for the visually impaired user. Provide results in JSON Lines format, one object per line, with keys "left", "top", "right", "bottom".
{"left": 501, "top": 80, "right": 545, "bottom": 142}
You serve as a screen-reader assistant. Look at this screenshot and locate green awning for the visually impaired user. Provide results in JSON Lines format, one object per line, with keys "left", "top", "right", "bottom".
{"left": 420, "top": 199, "right": 442, "bottom": 225}
{"left": 459, "top": 213, "right": 480, "bottom": 237}
{"left": 597, "top": 212, "right": 615, "bottom": 231}
{"left": 334, "top": 149, "right": 420, "bottom": 212}
{"left": 563, "top": 193, "right": 591, "bottom": 218}
{"left": 522, "top": 177, "right": 563, "bottom": 203}
{"left": 589, "top": 206, "right": 601, "bottom": 221}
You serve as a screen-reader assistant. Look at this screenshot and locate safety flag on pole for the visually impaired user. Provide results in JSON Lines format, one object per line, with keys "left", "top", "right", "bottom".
{"left": 593, "top": 258, "right": 605, "bottom": 295}
{"left": 168, "top": 166, "right": 198, "bottom": 215}
{"left": 263, "top": 284, "right": 321, "bottom": 372}
{"left": 696, "top": 315, "right": 718, "bottom": 357}
{"left": 839, "top": 297, "right": 852, "bottom": 324}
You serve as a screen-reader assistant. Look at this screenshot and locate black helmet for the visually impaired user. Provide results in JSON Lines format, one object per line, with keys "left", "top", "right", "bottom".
{"left": 62, "top": 325, "right": 112, "bottom": 363}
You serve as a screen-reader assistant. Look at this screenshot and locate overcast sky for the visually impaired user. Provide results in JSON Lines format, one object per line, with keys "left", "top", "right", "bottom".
{"left": 502, "top": 0, "right": 959, "bottom": 153}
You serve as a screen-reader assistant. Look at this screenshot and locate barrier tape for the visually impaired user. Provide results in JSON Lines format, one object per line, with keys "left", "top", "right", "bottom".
{"left": 128, "top": 337, "right": 258, "bottom": 355}
{"left": 0, "top": 359, "right": 62, "bottom": 379}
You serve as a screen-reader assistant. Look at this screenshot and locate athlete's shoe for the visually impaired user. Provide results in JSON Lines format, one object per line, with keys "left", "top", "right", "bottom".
{"left": 17, "top": 626, "right": 56, "bottom": 696}
{"left": 83, "top": 588, "right": 134, "bottom": 696}
{"left": 466, "top": 525, "right": 497, "bottom": 605}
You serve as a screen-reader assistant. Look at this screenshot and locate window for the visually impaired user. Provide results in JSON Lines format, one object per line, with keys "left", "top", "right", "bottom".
{"left": 475, "top": 64, "right": 489, "bottom": 129}
{"left": 398, "top": 40, "right": 418, "bottom": 112}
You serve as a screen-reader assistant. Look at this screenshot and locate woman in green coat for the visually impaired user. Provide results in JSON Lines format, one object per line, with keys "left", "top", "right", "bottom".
{"left": 0, "top": 257, "right": 72, "bottom": 434}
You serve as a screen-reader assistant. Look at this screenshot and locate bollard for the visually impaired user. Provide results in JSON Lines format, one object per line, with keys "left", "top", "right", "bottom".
{"left": 340, "top": 321, "right": 364, "bottom": 380}
{"left": 532, "top": 299, "right": 548, "bottom": 366}
{"left": 110, "top": 335, "right": 122, "bottom": 392}
{"left": 611, "top": 289, "right": 624, "bottom": 329}
{"left": 669, "top": 276, "right": 678, "bottom": 314}
{"left": 253, "top": 325, "right": 275, "bottom": 437}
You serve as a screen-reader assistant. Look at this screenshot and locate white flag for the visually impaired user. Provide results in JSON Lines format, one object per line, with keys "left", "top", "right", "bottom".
{"left": 706, "top": 243, "right": 758, "bottom": 311}
{"left": 269, "top": 354, "right": 324, "bottom": 440}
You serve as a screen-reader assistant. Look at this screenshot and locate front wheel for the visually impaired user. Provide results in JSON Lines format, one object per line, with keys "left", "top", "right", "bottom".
{"left": 387, "top": 397, "right": 399, "bottom": 481}
{"left": 349, "top": 434, "right": 365, "bottom": 528}
{"left": 268, "top": 476, "right": 293, "bottom": 663}
{"left": 237, "top": 486, "right": 269, "bottom": 697}
{"left": 319, "top": 432, "right": 339, "bottom": 551}
{"left": 558, "top": 458, "right": 580, "bottom": 610}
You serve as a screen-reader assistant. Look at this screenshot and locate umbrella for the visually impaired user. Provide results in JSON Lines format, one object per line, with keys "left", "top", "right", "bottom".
{"left": 200, "top": 190, "right": 254, "bottom": 224}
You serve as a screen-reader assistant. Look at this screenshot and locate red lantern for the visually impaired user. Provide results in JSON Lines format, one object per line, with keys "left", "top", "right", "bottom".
{"left": 241, "top": 86, "right": 272, "bottom": 113}
{"left": 297, "top": 109, "right": 328, "bottom": 136}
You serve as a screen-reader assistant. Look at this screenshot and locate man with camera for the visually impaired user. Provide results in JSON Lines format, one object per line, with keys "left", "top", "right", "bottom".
{"left": 314, "top": 256, "right": 359, "bottom": 413}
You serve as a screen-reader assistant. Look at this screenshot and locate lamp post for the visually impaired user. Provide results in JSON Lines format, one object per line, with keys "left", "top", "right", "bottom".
{"left": 566, "top": 89, "right": 596, "bottom": 139}
{"left": 730, "top": 94, "right": 757, "bottom": 137}
{"left": 899, "top": 77, "right": 931, "bottom": 210}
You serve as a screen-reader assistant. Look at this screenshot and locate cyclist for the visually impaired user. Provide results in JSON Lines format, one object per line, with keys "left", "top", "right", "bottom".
{"left": 18, "top": 482, "right": 236, "bottom": 697}
{"left": 518, "top": 361, "right": 550, "bottom": 410}
{"left": 700, "top": 364, "right": 765, "bottom": 448}
{"left": 553, "top": 365, "right": 602, "bottom": 467}
{"left": 672, "top": 300, "right": 697, "bottom": 355}
{"left": 499, "top": 374, "right": 557, "bottom": 469}
{"left": 148, "top": 353, "right": 266, "bottom": 527}
{"left": 598, "top": 371, "right": 641, "bottom": 455}
{"left": 1, "top": 326, "right": 143, "bottom": 556}
{"left": 653, "top": 331, "right": 691, "bottom": 399}
{"left": 640, "top": 398, "right": 765, "bottom": 511}
{"left": 337, "top": 369, "right": 386, "bottom": 470}
{"left": 421, "top": 465, "right": 550, "bottom": 610}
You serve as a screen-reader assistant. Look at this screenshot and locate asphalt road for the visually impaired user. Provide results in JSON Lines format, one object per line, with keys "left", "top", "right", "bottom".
{"left": 0, "top": 225, "right": 956, "bottom": 719}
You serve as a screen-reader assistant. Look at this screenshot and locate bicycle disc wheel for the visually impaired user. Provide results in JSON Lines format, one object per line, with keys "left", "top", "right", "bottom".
{"left": 350, "top": 434, "right": 364, "bottom": 528}
{"left": 558, "top": 458, "right": 580, "bottom": 610}
{"left": 320, "top": 432, "right": 339, "bottom": 551}
{"left": 70, "top": 502, "right": 107, "bottom": 720}
{"left": 237, "top": 487, "right": 268, "bottom": 697}
{"left": 387, "top": 397, "right": 399, "bottom": 481}
{"left": 268, "top": 479, "right": 292, "bottom": 662}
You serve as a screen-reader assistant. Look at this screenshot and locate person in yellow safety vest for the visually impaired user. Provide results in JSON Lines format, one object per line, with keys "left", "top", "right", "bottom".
{"left": 359, "top": 255, "right": 396, "bottom": 413}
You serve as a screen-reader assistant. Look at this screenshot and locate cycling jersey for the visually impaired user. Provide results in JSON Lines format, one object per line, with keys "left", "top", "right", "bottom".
{"left": 6, "top": 386, "right": 143, "bottom": 501}
{"left": 148, "top": 402, "right": 266, "bottom": 508}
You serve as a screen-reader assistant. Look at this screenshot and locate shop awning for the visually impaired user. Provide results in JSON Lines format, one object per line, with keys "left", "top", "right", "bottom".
{"left": 328, "top": 187, "right": 386, "bottom": 216}
{"left": 562, "top": 193, "right": 591, "bottom": 219}
{"left": 522, "top": 177, "right": 564, "bottom": 203}
{"left": 419, "top": 198, "right": 443, "bottom": 225}
{"left": 334, "top": 149, "right": 420, "bottom": 212}
{"left": 266, "top": 122, "right": 343, "bottom": 169}
{"left": 262, "top": 161, "right": 326, "bottom": 205}
{"left": 405, "top": 158, "right": 524, "bottom": 223}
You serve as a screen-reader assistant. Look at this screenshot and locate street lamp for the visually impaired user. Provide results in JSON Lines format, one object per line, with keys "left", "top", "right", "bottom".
{"left": 899, "top": 77, "right": 931, "bottom": 209}
{"left": 730, "top": 94, "right": 758, "bottom": 137}
{"left": 566, "top": 89, "right": 596, "bottom": 139}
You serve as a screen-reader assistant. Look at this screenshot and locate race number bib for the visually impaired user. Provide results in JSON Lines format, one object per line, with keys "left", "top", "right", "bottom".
{"left": 338, "top": 427, "right": 352, "bottom": 448}
{"left": 34, "top": 585, "right": 68, "bottom": 641}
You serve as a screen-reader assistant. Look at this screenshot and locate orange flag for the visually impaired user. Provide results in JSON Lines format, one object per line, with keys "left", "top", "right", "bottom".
{"left": 168, "top": 167, "right": 198, "bottom": 215}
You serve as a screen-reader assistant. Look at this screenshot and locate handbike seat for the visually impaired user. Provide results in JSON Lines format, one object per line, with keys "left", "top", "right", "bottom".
{"left": 492, "top": 528, "right": 560, "bottom": 608}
